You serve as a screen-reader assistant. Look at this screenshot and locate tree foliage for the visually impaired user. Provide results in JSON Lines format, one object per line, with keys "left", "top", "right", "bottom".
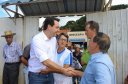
{"left": 60, "top": 16, "right": 86, "bottom": 31}
{"left": 38, "top": 27, "right": 43, "bottom": 31}
{"left": 110, "top": 4, "right": 128, "bottom": 10}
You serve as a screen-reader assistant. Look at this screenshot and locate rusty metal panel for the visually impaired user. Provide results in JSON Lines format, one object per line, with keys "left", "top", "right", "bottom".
{"left": 29, "top": 3, "right": 42, "bottom": 15}
{"left": 19, "top": 4, "right": 34, "bottom": 16}
{"left": 1, "top": 0, "right": 105, "bottom": 16}
{"left": 95, "top": 0, "right": 104, "bottom": 11}
{"left": 38, "top": 2, "right": 50, "bottom": 14}
{"left": 66, "top": 0, "right": 76, "bottom": 13}
{"left": 76, "top": 0, "right": 85, "bottom": 12}
{"left": 47, "top": 2, "right": 58, "bottom": 14}
{"left": 56, "top": 1, "right": 65, "bottom": 13}
{"left": 86, "top": 0, "right": 95, "bottom": 12}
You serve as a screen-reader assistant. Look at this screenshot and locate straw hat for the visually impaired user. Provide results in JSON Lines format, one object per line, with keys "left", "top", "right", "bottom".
{"left": 1, "top": 30, "right": 16, "bottom": 37}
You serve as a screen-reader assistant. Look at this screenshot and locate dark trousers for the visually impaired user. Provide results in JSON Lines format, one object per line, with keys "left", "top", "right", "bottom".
{"left": 73, "top": 69, "right": 82, "bottom": 84}
{"left": 73, "top": 76, "right": 81, "bottom": 84}
{"left": 3, "top": 63, "right": 20, "bottom": 84}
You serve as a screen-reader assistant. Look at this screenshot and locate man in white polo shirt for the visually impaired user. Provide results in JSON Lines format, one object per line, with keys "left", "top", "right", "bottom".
{"left": 28, "top": 17, "right": 74, "bottom": 84}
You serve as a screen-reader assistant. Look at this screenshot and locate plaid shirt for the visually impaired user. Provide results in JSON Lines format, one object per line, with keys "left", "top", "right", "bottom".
{"left": 72, "top": 56, "right": 82, "bottom": 69}
{"left": 3, "top": 42, "right": 23, "bottom": 63}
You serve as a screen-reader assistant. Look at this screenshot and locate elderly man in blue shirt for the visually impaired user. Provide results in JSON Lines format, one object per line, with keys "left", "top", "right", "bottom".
{"left": 70, "top": 32, "right": 116, "bottom": 84}
{"left": 1, "top": 30, "right": 23, "bottom": 84}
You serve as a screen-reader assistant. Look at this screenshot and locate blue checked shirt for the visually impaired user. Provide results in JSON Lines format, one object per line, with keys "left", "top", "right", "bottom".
{"left": 3, "top": 42, "right": 23, "bottom": 63}
{"left": 80, "top": 52, "right": 116, "bottom": 84}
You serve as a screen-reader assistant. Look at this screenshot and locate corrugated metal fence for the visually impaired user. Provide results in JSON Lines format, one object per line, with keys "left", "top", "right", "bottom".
{"left": 86, "top": 8, "right": 128, "bottom": 84}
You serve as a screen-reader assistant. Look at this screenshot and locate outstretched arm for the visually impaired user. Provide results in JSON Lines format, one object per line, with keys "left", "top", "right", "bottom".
{"left": 81, "top": 59, "right": 86, "bottom": 66}
{"left": 42, "top": 59, "right": 75, "bottom": 76}
{"left": 67, "top": 67, "right": 83, "bottom": 78}
{"left": 41, "top": 64, "right": 71, "bottom": 74}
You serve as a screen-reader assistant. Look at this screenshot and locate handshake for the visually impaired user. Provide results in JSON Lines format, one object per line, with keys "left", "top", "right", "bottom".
{"left": 41, "top": 67, "right": 83, "bottom": 77}
{"left": 63, "top": 67, "right": 77, "bottom": 77}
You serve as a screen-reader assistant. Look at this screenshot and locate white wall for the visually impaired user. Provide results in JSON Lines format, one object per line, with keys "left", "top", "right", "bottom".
{"left": 0, "top": 17, "right": 39, "bottom": 84}
{"left": 86, "top": 9, "right": 128, "bottom": 84}
{"left": 23, "top": 17, "right": 39, "bottom": 47}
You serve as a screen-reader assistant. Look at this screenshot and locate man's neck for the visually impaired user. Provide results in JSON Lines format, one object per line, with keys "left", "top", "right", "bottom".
{"left": 91, "top": 50, "right": 101, "bottom": 55}
{"left": 7, "top": 42, "right": 12, "bottom": 46}
{"left": 91, "top": 34, "right": 96, "bottom": 39}
{"left": 43, "top": 30, "right": 51, "bottom": 39}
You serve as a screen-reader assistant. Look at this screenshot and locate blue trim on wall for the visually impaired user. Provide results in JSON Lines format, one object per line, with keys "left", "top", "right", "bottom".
{"left": 69, "top": 38, "right": 85, "bottom": 41}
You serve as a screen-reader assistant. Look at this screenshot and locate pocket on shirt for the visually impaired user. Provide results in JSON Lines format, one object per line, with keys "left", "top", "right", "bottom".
{"left": 11, "top": 50, "right": 16, "bottom": 57}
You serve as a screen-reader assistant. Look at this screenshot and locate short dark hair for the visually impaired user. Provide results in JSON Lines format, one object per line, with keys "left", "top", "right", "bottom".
{"left": 43, "top": 17, "right": 60, "bottom": 30}
{"left": 93, "top": 32, "right": 111, "bottom": 53}
{"left": 86, "top": 21, "right": 99, "bottom": 33}
{"left": 58, "top": 32, "right": 69, "bottom": 42}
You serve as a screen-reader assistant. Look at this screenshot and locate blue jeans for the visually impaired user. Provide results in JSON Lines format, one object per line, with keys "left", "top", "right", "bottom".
{"left": 29, "top": 72, "right": 54, "bottom": 84}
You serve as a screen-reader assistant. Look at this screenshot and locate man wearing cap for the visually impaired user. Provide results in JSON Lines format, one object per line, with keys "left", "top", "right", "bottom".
{"left": 1, "top": 30, "right": 23, "bottom": 84}
{"left": 73, "top": 44, "right": 82, "bottom": 84}
{"left": 73, "top": 44, "right": 82, "bottom": 64}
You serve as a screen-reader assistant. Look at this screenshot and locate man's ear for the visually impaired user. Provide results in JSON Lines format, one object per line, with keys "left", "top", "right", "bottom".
{"left": 57, "top": 39, "right": 59, "bottom": 43}
{"left": 93, "top": 29, "right": 96, "bottom": 34}
{"left": 95, "top": 43, "right": 99, "bottom": 50}
{"left": 47, "top": 24, "right": 51, "bottom": 30}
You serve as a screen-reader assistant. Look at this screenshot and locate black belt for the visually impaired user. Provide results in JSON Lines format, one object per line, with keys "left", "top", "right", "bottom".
{"left": 5, "top": 62, "right": 19, "bottom": 65}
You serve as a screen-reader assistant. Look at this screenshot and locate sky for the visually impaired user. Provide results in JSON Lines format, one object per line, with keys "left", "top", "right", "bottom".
{"left": 0, "top": 0, "right": 128, "bottom": 27}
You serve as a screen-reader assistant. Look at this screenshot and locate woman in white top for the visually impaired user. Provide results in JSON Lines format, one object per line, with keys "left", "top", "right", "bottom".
{"left": 41, "top": 32, "right": 73, "bottom": 84}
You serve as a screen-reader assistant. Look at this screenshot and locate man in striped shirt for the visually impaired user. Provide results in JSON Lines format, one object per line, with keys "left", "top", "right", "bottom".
{"left": 1, "top": 30, "right": 23, "bottom": 84}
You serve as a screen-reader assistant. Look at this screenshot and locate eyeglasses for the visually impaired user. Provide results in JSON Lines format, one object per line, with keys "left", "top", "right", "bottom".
{"left": 59, "top": 38, "right": 67, "bottom": 42}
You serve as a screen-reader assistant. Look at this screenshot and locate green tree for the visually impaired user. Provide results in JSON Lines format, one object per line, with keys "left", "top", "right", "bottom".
{"left": 76, "top": 16, "right": 86, "bottom": 31}
{"left": 60, "top": 21, "right": 75, "bottom": 30}
{"left": 38, "top": 27, "right": 43, "bottom": 31}
{"left": 110, "top": 4, "right": 128, "bottom": 10}
{"left": 60, "top": 16, "right": 86, "bottom": 31}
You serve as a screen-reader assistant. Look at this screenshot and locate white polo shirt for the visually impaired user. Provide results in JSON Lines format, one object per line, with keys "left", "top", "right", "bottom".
{"left": 28, "top": 31, "right": 57, "bottom": 72}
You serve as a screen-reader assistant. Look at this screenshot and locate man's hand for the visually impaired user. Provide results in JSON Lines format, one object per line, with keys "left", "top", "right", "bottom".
{"left": 41, "top": 67, "right": 50, "bottom": 74}
{"left": 63, "top": 67, "right": 76, "bottom": 77}
{"left": 125, "top": 75, "right": 128, "bottom": 84}
{"left": 67, "top": 67, "right": 74, "bottom": 71}
{"left": 66, "top": 67, "right": 83, "bottom": 78}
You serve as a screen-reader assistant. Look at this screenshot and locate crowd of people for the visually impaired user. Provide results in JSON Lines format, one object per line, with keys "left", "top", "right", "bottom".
{"left": 1, "top": 17, "right": 128, "bottom": 84}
